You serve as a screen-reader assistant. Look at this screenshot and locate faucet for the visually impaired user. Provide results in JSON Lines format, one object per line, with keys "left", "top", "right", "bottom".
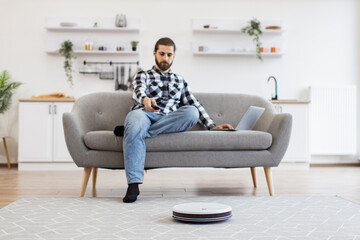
{"left": 267, "top": 76, "right": 278, "bottom": 100}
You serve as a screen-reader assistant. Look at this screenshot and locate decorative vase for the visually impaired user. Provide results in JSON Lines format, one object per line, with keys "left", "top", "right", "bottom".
{"left": 115, "top": 14, "right": 127, "bottom": 27}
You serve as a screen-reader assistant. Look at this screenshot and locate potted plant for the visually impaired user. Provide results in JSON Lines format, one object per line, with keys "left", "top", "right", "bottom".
{"left": 0, "top": 70, "right": 22, "bottom": 114}
{"left": 59, "top": 40, "right": 76, "bottom": 87}
{"left": 241, "top": 18, "right": 263, "bottom": 61}
{"left": 131, "top": 41, "right": 139, "bottom": 51}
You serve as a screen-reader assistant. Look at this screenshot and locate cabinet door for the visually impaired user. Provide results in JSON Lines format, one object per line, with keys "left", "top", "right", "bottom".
{"left": 277, "top": 104, "right": 310, "bottom": 163}
{"left": 19, "top": 102, "right": 53, "bottom": 162}
{"left": 52, "top": 102, "right": 74, "bottom": 162}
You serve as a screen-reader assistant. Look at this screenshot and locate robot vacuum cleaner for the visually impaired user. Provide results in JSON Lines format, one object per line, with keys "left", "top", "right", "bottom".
{"left": 172, "top": 202, "right": 232, "bottom": 223}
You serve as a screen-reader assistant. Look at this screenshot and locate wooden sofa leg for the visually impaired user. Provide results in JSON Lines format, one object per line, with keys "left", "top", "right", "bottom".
{"left": 3, "top": 138, "right": 11, "bottom": 169}
{"left": 250, "top": 167, "right": 257, "bottom": 188}
{"left": 92, "top": 168, "right": 98, "bottom": 197}
{"left": 264, "top": 167, "right": 274, "bottom": 196}
{"left": 80, "top": 167, "right": 92, "bottom": 197}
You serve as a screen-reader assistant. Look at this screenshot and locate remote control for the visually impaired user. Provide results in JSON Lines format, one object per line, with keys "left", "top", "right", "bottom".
{"left": 151, "top": 104, "right": 161, "bottom": 110}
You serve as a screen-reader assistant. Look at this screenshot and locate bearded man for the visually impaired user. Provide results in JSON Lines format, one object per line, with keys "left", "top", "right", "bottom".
{"left": 122, "top": 37, "right": 232, "bottom": 203}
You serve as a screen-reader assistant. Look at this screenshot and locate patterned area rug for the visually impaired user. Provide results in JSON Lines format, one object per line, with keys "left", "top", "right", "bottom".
{"left": 0, "top": 196, "right": 359, "bottom": 239}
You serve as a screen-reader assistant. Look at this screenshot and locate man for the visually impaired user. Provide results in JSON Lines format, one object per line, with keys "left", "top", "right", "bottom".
{"left": 122, "top": 37, "right": 233, "bottom": 203}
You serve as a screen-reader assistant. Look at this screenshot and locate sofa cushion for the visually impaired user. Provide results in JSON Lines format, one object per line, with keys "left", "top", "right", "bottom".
{"left": 84, "top": 130, "right": 272, "bottom": 152}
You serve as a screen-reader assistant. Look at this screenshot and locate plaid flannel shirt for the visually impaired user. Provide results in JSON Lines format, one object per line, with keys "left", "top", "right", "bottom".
{"left": 131, "top": 66, "right": 216, "bottom": 129}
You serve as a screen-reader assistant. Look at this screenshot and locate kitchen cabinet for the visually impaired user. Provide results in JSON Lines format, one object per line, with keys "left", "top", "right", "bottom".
{"left": 192, "top": 18, "right": 284, "bottom": 57}
{"left": 271, "top": 100, "right": 310, "bottom": 163}
{"left": 18, "top": 100, "right": 74, "bottom": 165}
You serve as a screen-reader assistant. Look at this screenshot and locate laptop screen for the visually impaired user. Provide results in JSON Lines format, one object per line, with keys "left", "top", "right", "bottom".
{"left": 235, "top": 106, "right": 265, "bottom": 130}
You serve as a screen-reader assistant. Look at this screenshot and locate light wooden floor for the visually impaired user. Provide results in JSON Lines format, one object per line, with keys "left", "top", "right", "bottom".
{"left": 1, "top": 165, "right": 360, "bottom": 208}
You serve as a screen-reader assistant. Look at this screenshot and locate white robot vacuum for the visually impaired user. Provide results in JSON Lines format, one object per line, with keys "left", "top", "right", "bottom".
{"left": 172, "top": 202, "right": 232, "bottom": 222}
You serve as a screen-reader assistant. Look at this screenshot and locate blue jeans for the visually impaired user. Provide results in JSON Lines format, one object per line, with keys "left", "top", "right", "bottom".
{"left": 123, "top": 105, "right": 200, "bottom": 183}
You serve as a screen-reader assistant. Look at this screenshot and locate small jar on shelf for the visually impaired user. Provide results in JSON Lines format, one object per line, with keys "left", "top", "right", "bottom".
{"left": 85, "top": 40, "right": 93, "bottom": 51}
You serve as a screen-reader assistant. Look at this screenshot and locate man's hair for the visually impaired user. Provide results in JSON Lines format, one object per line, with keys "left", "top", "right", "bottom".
{"left": 154, "top": 37, "right": 176, "bottom": 52}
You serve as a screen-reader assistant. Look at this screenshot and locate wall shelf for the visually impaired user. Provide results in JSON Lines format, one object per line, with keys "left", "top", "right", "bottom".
{"left": 193, "top": 51, "right": 283, "bottom": 57}
{"left": 46, "top": 17, "right": 140, "bottom": 32}
{"left": 45, "top": 16, "right": 140, "bottom": 56}
{"left": 192, "top": 18, "right": 285, "bottom": 58}
{"left": 46, "top": 26, "right": 139, "bottom": 32}
{"left": 46, "top": 50, "right": 139, "bottom": 55}
{"left": 193, "top": 29, "right": 285, "bottom": 34}
{"left": 192, "top": 18, "right": 284, "bottom": 32}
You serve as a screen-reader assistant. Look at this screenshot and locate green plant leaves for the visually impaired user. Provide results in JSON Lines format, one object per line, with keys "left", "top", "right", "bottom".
{"left": 0, "top": 70, "right": 22, "bottom": 114}
{"left": 241, "top": 18, "right": 263, "bottom": 61}
{"left": 59, "top": 40, "right": 76, "bottom": 87}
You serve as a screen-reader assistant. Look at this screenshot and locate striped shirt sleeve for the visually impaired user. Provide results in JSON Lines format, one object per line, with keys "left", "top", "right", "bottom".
{"left": 132, "top": 71, "right": 148, "bottom": 104}
{"left": 181, "top": 80, "right": 216, "bottom": 129}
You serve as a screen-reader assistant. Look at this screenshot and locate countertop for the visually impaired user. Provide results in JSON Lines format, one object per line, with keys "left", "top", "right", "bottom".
{"left": 19, "top": 97, "right": 75, "bottom": 102}
{"left": 270, "top": 100, "right": 310, "bottom": 104}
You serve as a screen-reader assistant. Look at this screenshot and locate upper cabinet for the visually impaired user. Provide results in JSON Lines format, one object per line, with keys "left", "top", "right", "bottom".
{"left": 192, "top": 18, "right": 285, "bottom": 57}
{"left": 45, "top": 17, "right": 140, "bottom": 55}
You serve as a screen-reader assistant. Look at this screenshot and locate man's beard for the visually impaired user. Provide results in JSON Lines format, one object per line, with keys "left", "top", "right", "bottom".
{"left": 155, "top": 58, "right": 172, "bottom": 71}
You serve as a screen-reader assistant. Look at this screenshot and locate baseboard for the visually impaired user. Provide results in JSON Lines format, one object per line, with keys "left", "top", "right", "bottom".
{"left": 310, "top": 163, "right": 360, "bottom": 167}
{"left": 0, "top": 163, "right": 18, "bottom": 168}
{"left": 18, "top": 162, "right": 80, "bottom": 171}
{"left": 311, "top": 155, "right": 360, "bottom": 164}
{"left": 276, "top": 162, "right": 310, "bottom": 170}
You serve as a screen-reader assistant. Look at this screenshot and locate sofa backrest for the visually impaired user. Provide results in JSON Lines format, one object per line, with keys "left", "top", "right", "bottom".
{"left": 193, "top": 93, "right": 276, "bottom": 131}
{"left": 71, "top": 92, "right": 276, "bottom": 132}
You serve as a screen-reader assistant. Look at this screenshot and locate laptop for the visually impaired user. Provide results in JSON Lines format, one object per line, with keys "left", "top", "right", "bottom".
{"left": 210, "top": 106, "right": 265, "bottom": 131}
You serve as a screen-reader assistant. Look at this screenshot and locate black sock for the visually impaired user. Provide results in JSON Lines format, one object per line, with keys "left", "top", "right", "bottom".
{"left": 114, "top": 125, "right": 124, "bottom": 136}
{"left": 123, "top": 183, "right": 140, "bottom": 203}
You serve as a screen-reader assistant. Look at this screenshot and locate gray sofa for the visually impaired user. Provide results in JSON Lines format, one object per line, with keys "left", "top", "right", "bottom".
{"left": 63, "top": 92, "right": 292, "bottom": 197}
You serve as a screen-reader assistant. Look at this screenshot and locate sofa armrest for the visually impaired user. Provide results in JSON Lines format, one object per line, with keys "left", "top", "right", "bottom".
{"left": 63, "top": 112, "right": 89, "bottom": 167}
{"left": 266, "top": 113, "right": 293, "bottom": 166}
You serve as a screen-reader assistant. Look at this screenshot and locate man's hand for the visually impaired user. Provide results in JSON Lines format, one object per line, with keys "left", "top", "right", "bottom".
{"left": 211, "top": 124, "right": 234, "bottom": 130}
{"left": 143, "top": 97, "right": 160, "bottom": 112}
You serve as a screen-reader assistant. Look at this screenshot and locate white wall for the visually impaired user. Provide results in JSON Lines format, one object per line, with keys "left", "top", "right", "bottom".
{"left": 0, "top": 0, "right": 358, "bottom": 164}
